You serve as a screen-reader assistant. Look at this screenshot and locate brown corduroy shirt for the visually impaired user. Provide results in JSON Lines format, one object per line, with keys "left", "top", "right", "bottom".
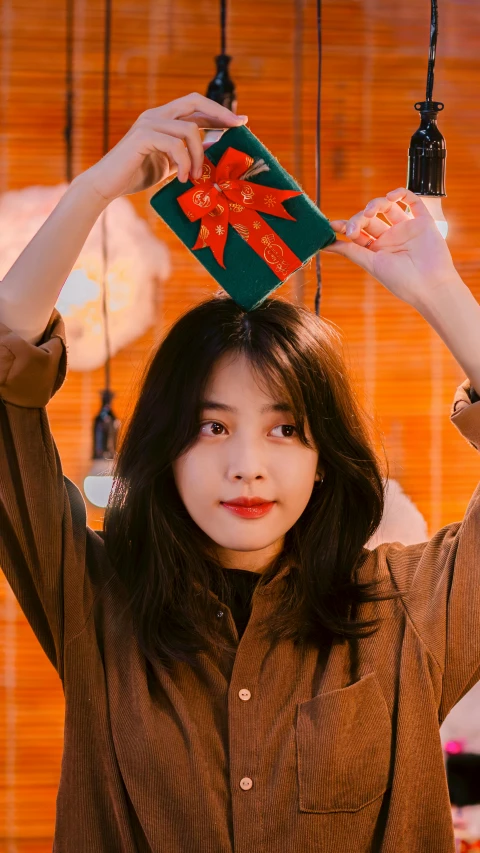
{"left": 1, "top": 309, "right": 480, "bottom": 853}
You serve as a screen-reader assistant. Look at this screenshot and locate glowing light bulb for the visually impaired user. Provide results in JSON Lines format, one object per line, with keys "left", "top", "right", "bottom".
{"left": 418, "top": 195, "right": 448, "bottom": 239}
{"left": 83, "top": 458, "right": 114, "bottom": 508}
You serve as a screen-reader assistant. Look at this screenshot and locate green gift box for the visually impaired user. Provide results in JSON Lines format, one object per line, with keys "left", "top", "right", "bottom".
{"left": 150, "top": 125, "right": 336, "bottom": 310}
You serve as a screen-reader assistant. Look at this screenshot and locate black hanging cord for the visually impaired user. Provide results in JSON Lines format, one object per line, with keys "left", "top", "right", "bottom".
{"left": 64, "top": 0, "right": 74, "bottom": 182}
{"left": 220, "top": 0, "right": 227, "bottom": 54}
{"left": 426, "top": 0, "right": 438, "bottom": 103}
{"left": 101, "top": 0, "right": 112, "bottom": 393}
{"left": 314, "top": 0, "right": 322, "bottom": 316}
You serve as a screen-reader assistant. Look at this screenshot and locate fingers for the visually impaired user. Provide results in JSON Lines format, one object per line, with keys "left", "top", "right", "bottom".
{"left": 322, "top": 239, "right": 375, "bottom": 274}
{"left": 330, "top": 219, "right": 378, "bottom": 248}
{"left": 141, "top": 129, "right": 192, "bottom": 182}
{"left": 331, "top": 190, "right": 417, "bottom": 244}
{"left": 363, "top": 195, "right": 413, "bottom": 225}
{"left": 162, "top": 92, "right": 248, "bottom": 128}
{"left": 331, "top": 212, "right": 390, "bottom": 241}
{"left": 385, "top": 188, "right": 432, "bottom": 219}
{"left": 184, "top": 112, "right": 242, "bottom": 129}
{"left": 143, "top": 118, "right": 205, "bottom": 179}
{"left": 136, "top": 95, "right": 249, "bottom": 181}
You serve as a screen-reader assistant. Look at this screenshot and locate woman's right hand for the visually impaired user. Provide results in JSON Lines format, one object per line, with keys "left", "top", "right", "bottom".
{"left": 79, "top": 93, "right": 248, "bottom": 203}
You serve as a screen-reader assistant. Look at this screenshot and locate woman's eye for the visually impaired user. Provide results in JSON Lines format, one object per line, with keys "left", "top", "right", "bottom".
{"left": 270, "top": 424, "right": 298, "bottom": 438}
{"left": 199, "top": 422, "right": 298, "bottom": 438}
{"left": 200, "top": 421, "right": 226, "bottom": 436}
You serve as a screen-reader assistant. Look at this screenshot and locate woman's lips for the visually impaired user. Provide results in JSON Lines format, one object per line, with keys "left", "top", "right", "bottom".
{"left": 221, "top": 501, "right": 276, "bottom": 519}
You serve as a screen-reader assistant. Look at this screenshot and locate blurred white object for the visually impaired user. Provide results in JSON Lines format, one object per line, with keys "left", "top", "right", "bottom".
{"left": 0, "top": 184, "right": 170, "bottom": 371}
{"left": 365, "top": 478, "right": 428, "bottom": 549}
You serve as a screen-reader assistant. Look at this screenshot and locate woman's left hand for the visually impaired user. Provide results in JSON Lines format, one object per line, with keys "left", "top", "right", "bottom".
{"left": 326, "top": 188, "right": 462, "bottom": 310}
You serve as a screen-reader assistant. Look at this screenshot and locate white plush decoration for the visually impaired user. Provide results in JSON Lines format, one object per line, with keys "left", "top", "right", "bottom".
{"left": 365, "top": 478, "right": 429, "bottom": 549}
{"left": 440, "top": 679, "right": 480, "bottom": 755}
{"left": 0, "top": 184, "right": 170, "bottom": 371}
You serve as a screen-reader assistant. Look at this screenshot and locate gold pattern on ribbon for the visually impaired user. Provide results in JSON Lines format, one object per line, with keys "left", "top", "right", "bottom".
{"left": 240, "top": 184, "right": 255, "bottom": 205}
{"left": 229, "top": 202, "right": 244, "bottom": 212}
{"left": 215, "top": 224, "right": 226, "bottom": 236}
{"left": 199, "top": 225, "right": 210, "bottom": 246}
{"left": 263, "top": 194, "right": 277, "bottom": 208}
{"left": 208, "top": 204, "right": 225, "bottom": 218}
{"left": 199, "top": 163, "right": 212, "bottom": 183}
{"left": 253, "top": 220, "right": 261, "bottom": 229}
{"left": 232, "top": 223, "right": 250, "bottom": 241}
{"left": 261, "top": 233, "right": 290, "bottom": 275}
{"left": 192, "top": 189, "right": 212, "bottom": 208}
{"left": 245, "top": 155, "right": 254, "bottom": 169}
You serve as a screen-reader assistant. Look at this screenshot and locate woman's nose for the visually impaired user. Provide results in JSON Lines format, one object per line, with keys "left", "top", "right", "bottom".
{"left": 228, "top": 449, "right": 267, "bottom": 482}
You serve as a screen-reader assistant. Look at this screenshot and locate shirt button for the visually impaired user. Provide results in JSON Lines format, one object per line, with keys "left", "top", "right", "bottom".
{"left": 239, "top": 689, "right": 251, "bottom": 701}
{"left": 216, "top": 610, "right": 224, "bottom": 618}
{"left": 240, "top": 777, "right": 253, "bottom": 790}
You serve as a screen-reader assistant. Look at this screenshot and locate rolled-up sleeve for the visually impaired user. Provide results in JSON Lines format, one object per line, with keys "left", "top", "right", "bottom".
{"left": 0, "top": 310, "right": 93, "bottom": 680}
{"left": 383, "top": 379, "right": 480, "bottom": 723}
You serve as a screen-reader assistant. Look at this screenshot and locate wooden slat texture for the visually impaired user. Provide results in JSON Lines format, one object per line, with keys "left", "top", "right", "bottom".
{"left": 1, "top": 0, "right": 480, "bottom": 848}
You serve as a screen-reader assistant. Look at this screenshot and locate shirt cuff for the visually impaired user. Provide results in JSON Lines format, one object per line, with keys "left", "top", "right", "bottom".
{"left": 450, "top": 378, "right": 480, "bottom": 450}
{"left": 0, "top": 309, "right": 67, "bottom": 407}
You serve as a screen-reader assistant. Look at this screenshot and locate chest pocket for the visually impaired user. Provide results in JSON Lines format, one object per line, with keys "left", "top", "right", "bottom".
{"left": 296, "top": 672, "right": 392, "bottom": 813}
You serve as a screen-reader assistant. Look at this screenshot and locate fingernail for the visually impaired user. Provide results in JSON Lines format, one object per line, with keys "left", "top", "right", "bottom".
{"left": 236, "top": 115, "right": 248, "bottom": 123}
{"left": 345, "top": 223, "right": 355, "bottom": 236}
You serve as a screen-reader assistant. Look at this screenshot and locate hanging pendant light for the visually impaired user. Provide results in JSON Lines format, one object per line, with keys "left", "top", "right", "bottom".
{"left": 205, "top": 0, "right": 236, "bottom": 111}
{"left": 314, "top": 0, "right": 322, "bottom": 316}
{"left": 204, "top": 0, "right": 237, "bottom": 146}
{"left": 407, "top": 0, "right": 448, "bottom": 238}
{"left": 83, "top": 389, "right": 120, "bottom": 507}
{"left": 83, "top": 0, "right": 118, "bottom": 509}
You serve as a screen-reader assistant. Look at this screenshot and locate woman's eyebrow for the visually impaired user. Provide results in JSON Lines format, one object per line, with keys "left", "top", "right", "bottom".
{"left": 199, "top": 400, "right": 293, "bottom": 414}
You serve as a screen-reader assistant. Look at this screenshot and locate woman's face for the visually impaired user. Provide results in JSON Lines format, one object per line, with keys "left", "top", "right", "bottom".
{"left": 172, "top": 352, "right": 322, "bottom": 572}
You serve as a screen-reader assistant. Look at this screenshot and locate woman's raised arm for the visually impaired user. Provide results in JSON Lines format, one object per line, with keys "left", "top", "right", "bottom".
{"left": 327, "top": 188, "right": 480, "bottom": 395}
{"left": 0, "top": 93, "right": 247, "bottom": 345}
{"left": 0, "top": 181, "right": 108, "bottom": 344}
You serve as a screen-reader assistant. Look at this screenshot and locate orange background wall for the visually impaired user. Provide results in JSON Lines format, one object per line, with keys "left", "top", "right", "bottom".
{"left": 1, "top": 0, "right": 480, "bottom": 848}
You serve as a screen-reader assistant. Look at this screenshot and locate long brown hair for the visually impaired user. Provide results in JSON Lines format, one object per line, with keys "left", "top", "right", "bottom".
{"left": 104, "top": 294, "right": 399, "bottom": 671}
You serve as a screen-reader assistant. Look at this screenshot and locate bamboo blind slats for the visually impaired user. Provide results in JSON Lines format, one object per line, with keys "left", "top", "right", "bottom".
{"left": 1, "top": 0, "right": 480, "bottom": 848}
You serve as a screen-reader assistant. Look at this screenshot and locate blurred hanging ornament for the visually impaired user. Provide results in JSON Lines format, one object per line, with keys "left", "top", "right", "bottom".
{"left": 0, "top": 184, "right": 170, "bottom": 371}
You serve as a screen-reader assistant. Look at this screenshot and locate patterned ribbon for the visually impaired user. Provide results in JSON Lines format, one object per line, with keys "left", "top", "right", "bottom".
{"left": 177, "top": 147, "right": 303, "bottom": 279}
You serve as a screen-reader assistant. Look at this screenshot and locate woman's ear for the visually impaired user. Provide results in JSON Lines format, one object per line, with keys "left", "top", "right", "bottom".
{"left": 314, "top": 470, "right": 325, "bottom": 484}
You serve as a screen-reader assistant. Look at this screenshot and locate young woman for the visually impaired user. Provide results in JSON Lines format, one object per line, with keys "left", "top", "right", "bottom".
{"left": 0, "top": 92, "right": 479, "bottom": 853}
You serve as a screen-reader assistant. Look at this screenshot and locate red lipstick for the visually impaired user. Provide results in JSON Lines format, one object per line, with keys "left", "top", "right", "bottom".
{"left": 220, "top": 497, "right": 276, "bottom": 519}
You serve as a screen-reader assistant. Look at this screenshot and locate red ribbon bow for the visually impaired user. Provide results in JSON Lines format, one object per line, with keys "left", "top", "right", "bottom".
{"left": 177, "top": 147, "right": 303, "bottom": 279}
